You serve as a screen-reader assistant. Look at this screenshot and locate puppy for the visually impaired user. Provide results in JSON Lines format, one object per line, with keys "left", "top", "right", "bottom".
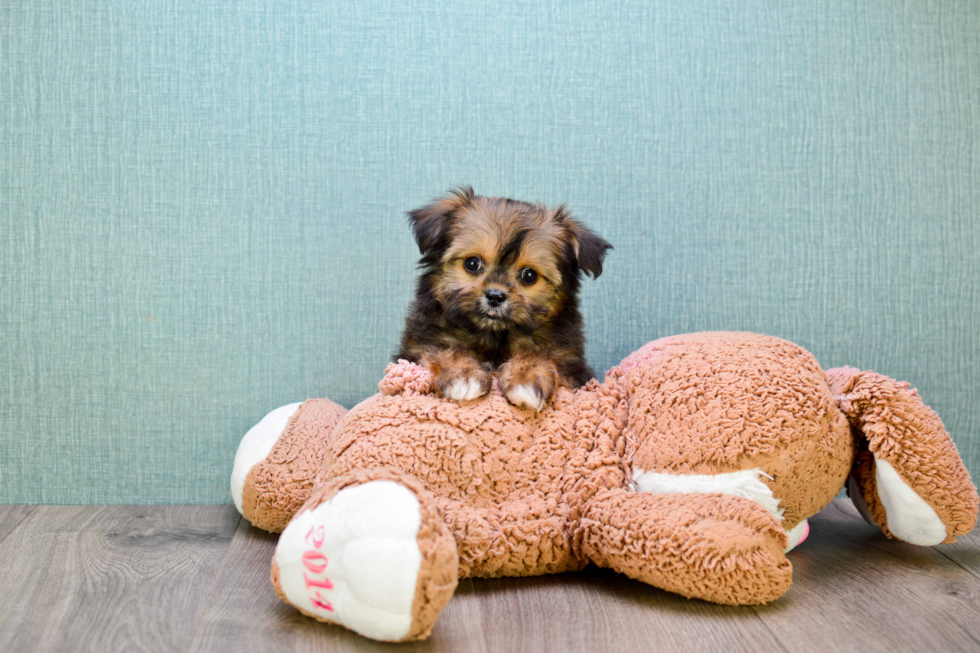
{"left": 395, "top": 187, "right": 611, "bottom": 412}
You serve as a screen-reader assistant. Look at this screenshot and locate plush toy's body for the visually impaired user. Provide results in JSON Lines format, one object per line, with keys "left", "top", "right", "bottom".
{"left": 231, "top": 332, "right": 978, "bottom": 642}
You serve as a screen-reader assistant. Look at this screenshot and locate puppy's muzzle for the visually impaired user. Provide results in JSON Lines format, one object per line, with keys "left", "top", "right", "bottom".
{"left": 484, "top": 289, "right": 507, "bottom": 307}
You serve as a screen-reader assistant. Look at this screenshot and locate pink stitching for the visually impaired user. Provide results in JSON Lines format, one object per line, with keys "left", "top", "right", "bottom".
{"left": 310, "top": 592, "right": 335, "bottom": 612}
{"left": 305, "top": 573, "right": 335, "bottom": 590}
{"left": 302, "top": 550, "right": 328, "bottom": 574}
{"left": 301, "top": 525, "right": 335, "bottom": 611}
{"left": 305, "top": 525, "right": 325, "bottom": 548}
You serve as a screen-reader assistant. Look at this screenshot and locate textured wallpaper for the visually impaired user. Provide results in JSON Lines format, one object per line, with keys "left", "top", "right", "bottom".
{"left": 1, "top": 0, "right": 978, "bottom": 504}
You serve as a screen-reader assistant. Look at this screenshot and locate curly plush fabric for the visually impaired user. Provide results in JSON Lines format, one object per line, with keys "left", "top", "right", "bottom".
{"left": 312, "top": 375, "right": 628, "bottom": 578}
{"left": 579, "top": 490, "right": 792, "bottom": 605}
{"left": 379, "top": 360, "right": 436, "bottom": 397}
{"left": 234, "top": 331, "right": 978, "bottom": 642}
{"left": 242, "top": 398, "right": 347, "bottom": 532}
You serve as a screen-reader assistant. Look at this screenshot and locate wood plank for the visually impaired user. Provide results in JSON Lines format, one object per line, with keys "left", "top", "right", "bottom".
{"left": 751, "top": 499, "right": 980, "bottom": 653}
{"left": 935, "top": 525, "right": 980, "bottom": 582}
{"left": 0, "top": 505, "right": 36, "bottom": 544}
{"left": 0, "top": 505, "right": 239, "bottom": 653}
{"left": 474, "top": 568, "right": 786, "bottom": 653}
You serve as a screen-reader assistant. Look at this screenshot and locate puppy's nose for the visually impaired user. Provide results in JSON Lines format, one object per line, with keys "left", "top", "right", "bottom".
{"left": 484, "top": 289, "right": 507, "bottom": 307}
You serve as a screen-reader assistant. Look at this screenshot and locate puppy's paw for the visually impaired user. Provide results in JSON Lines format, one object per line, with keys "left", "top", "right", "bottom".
{"left": 438, "top": 372, "right": 491, "bottom": 402}
{"left": 424, "top": 353, "right": 492, "bottom": 403}
{"left": 499, "top": 358, "right": 559, "bottom": 413}
{"left": 504, "top": 383, "right": 547, "bottom": 412}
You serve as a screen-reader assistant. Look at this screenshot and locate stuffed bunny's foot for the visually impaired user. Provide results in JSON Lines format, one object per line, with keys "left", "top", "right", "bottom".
{"left": 272, "top": 475, "right": 458, "bottom": 642}
{"left": 233, "top": 398, "right": 348, "bottom": 532}
{"left": 231, "top": 403, "right": 301, "bottom": 513}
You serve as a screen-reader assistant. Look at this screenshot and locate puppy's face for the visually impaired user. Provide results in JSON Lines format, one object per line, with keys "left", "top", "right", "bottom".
{"left": 408, "top": 188, "right": 610, "bottom": 334}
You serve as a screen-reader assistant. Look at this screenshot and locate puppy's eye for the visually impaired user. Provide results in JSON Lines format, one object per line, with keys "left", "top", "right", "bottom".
{"left": 519, "top": 267, "right": 538, "bottom": 285}
{"left": 464, "top": 257, "right": 483, "bottom": 274}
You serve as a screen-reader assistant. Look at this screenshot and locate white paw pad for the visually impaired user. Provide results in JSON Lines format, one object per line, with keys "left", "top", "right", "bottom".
{"left": 506, "top": 384, "right": 545, "bottom": 412}
{"left": 443, "top": 376, "right": 486, "bottom": 402}
{"left": 783, "top": 519, "right": 809, "bottom": 552}
{"left": 275, "top": 480, "right": 423, "bottom": 641}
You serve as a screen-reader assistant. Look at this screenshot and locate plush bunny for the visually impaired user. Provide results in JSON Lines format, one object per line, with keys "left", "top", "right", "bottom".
{"left": 231, "top": 332, "right": 977, "bottom": 642}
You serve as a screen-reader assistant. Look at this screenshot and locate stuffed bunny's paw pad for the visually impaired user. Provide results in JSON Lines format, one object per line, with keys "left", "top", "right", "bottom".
{"left": 783, "top": 519, "right": 809, "bottom": 552}
{"left": 274, "top": 481, "right": 424, "bottom": 641}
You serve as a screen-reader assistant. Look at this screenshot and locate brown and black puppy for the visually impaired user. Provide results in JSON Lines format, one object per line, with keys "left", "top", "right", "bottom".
{"left": 395, "top": 187, "right": 611, "bottom": 412}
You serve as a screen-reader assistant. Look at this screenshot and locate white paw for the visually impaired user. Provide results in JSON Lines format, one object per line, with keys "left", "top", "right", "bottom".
{"left": 275, "top": 481, "right": 423, "bottom": 642}
{"left": 231, "top": 402, "right": 302, "bottom": 513}
{"left": 443, "top": 376, "right": 487, "bottom": 402}
{"left": 505, "top": 384, "right": 545, "bottom": 412}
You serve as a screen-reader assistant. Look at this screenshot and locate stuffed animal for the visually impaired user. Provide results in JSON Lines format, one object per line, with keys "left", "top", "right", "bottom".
{"left": 230, "top": 331, "right": 978, "bottom": 642}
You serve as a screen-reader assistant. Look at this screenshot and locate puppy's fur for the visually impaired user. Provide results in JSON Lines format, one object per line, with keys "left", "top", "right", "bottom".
{"left": 396, "top": 187, "right": 611, "bottom": 411}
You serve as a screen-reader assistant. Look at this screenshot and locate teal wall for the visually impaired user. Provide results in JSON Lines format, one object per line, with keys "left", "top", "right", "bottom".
{"left": 2, "top": 1, "right": 977, "bottom": 504}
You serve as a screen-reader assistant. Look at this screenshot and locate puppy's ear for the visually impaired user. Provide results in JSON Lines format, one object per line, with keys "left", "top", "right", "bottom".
{"left": 407, "top": 186, "right": 474, "bottom": 255}
{"left": 555, "top": 206, "right": 612, "bottom": 278}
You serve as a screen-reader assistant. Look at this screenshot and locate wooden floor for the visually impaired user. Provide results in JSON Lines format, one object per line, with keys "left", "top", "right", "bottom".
{"left": 0, "top": 499, "right": 978, "bottom": 653}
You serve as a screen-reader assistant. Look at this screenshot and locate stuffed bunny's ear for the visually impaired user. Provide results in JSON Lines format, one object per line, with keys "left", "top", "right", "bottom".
{"left": 828, "top": 367, "right": 978, "bottom": 545}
